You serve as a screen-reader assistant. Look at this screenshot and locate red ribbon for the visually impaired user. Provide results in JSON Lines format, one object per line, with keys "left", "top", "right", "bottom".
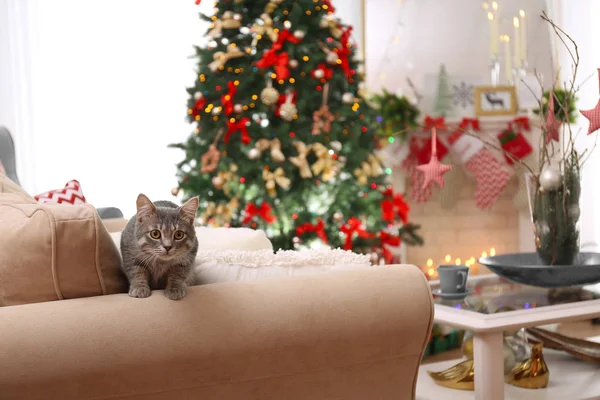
{"left": 274, "top": 29, "right": 301, "bottom": 49}
{"left": 459, "top": 117, "right": 480, "bottom": 131}
{"left": 195, "top": 0, "right": 201, "bottom": 4}
{"left": 335, "top": 26, "right": 352, "bottom": 78}
{"left": 340, "top": 217, "right": 375, "bottom": 250}
{"left": 220, "top": 81, "right": 237, "bottom": 116}
{"left": 512, "top": 116, "right": 530, "bottom": 131}
{"left": 311, "top": 63, "right": 333, "bottom": 80}
{"left": 296, "top": 218, "right": 329, "bottom": 244}
{"left": 423, "top": 115, "right": 447, "bottom": 130}
{"left": 243, "top": 202, "right": 276, "bottom": 224}
{"left": 380, "top": 231, "right": 401, "bottom": 264}
{"left": 381, "top": 192, "right": 410, "bottom": 224}
{"left": 224, "top": 117, "right": 251, "bottom": 145}
{"left": 256, "top": 50, "right": 290, "bottom": 80}
{"left": 191, "top": 97, "right": 206, "bottom": 118}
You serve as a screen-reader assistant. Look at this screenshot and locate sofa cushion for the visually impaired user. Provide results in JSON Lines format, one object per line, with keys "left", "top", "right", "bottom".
{"left": 0, "top": 186, "right": 127, "bottom": 306}
{"left": 193, "top": 248, "right": 372, "bottom": 285}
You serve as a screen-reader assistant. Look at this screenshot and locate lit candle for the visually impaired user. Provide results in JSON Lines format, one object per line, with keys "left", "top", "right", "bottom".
{"left": 513, "top": 17, "right": 521, "bottom": 70}
{"left": 427, "top": 268, "right": 434, "bottom": 277}
{"left": 490, "top": 248, "right": 496, "bottom": 256}
{"left": 482, "top": 251, "right": 488, "bottom": 258}
{"left": 519, "top": 10, "right": 527, "bottom": 62}
{"left": 455, "top": 258, "right": 462, "bottom": 265}
{"left": 488, "top": 12, "right": 498, "bottom": 57}
{"left": 426, "top": 258, "right": 433, "bottom": 267}
{"left": 445, "top": 254, "right": 451, "bottom": 263}
{"left": 502, "top": 35, "right": 511, "bottom": 82}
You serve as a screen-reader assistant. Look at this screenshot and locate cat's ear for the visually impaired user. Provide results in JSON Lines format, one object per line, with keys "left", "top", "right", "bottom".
{"left": 178, "top": 196, "right": 199, "bottom": 223}
{"left": 136, "top": 193, "right": 156, "bottom": 222}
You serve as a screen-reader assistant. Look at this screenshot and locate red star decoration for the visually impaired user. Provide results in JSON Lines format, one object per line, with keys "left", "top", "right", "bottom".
{"left": 580, "top": 68, "right": 600, "bottom": 135}
{"left": 416, "top": 127, "right": 452, "bottom": 189}
{"left": 545, "top": 91, "right": 561, "bottom": 143}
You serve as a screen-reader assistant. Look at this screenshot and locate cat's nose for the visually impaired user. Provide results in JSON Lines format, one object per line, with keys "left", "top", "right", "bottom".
{"left": 164, "top": 245, "right": 172, "bottom": 252}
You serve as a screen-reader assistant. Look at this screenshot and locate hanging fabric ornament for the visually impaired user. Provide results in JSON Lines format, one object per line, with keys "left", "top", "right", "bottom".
{"left": 353, "top": 155, "right": 384, "bottom": 185}
{"left": 251, "top": 13, "right": 278, "bottom": 42}
{"left": 340, "top": 217, "right": 375, "bottom": 250}
{"left": 208, "top": 44, "right": 245, "bottom": 72}
{"left": 312, "top": 83, "right": 335, "bottom": 135}
{"left": 416, "top": 127, "right": 452, "bottom": 189}
{"left": 544, "top": 91, "right": 561, "bottom": 143}
{"left": 311, "top": 143, "right": 337, "bottom": 181}
{"left": 255, "top": 138, "right": 285, "bottom": 162}
{"left": 200, "top": 130, "right": 223, "bottom": 173}
{"left": 296, "top": 218, "right": 329, "bottom": 244}
{"left": 221, "top": 11, "right": 242, "bottom": 29}
{"left": 580, "top": 68, "right": 600, "bottom": 135}
{"left": 260, "top": 79, "right": 279, "bottom": 106}
{"left": 498, "top": 124, "right": 533, "bottom": 165}
{"left": 438, "top": 158, "right": 465, "bottom": 210}
{"left": 289, "top": 141, "right": 313, "bottom": 178}
{"left": 224, "top": 117, "right": 251, "bottom": 144}
{"left": 243, "top": 201, "right": 276, "bottom": 224}
{"left": 220, "top": 81, "right": 237, "bottom": 116}
{"left": 447, "top": 131, "right": 511, "bottom": 210}
{"left": 278, "top": 91, "right": 297, "bottom": 121}
{"left": 262, "top": 167, "right": 291, "bottom": 196}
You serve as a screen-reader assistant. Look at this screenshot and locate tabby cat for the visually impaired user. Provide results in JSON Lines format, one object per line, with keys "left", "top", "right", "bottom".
{"left": 120, "top": 194, "right": 199, "bottom": 300}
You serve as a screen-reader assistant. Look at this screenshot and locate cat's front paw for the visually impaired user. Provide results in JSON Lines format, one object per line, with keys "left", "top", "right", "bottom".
{"left": 164, "top": 286, "right": 187, "bottom": 301}
{"left": 129, "top": 285, "right": 152, "bottom": 298}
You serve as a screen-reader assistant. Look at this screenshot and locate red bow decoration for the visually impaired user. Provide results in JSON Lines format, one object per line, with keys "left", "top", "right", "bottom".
{"left": 340, "top": 217, "right": 375, "bottom": 250}
{"left": 195, "top": 0, "right": 201, "bottom": 4}
{"left": 296, "top": 218, "right": 329, "bottom": 243}
{"left": 381, "top": 190, "right": 410, "bottom": 224}
{"left": 243, "top": 202, "right": 276, "bottom": 224}
{"left": 311, "top": 63, "right": 333, "bottom": 80}
{"left": 512, "top": 116, "right": 530, "bottom": 131}
{"left": 256, "top": 50, "right": 290, "bottom": 80}
{"left": 380, "top": 231, "right": 401, "bottom": 264}
{"left": 275, "top": 29, "right": 302, "bottom": 48}
{"left": 220, "top": 81, "right": 237, "bottom": 116}
{"left": 224, "top": 117, "right": 251, "bottom": 145}
{"left": 334, "top": 26, "right": 352, "bottom": 78}
{"left": 276, "top": 90, "right": 297, "bottom": 117}
{"left": 423, "top": 115, "right": 447, "bottom": 131}
{"left": 191, "top": 97, "right": 207, "bottom": 118}
{"left": 459, "top": 117, "right": 480, "bottom": 131}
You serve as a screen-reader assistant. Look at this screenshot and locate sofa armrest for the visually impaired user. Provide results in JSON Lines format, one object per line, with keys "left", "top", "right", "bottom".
{"left": 0, "top": 265, "right": 433, "bottom": 400}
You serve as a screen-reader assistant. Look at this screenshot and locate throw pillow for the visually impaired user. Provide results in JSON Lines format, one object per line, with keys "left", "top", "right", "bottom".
{"left": 193, "top": 248, "right": 372, "bottom": 285}
{"left": 0, "top": 192, "right": 127, "bottom": 306}
{"left": 34, "top": 179, "right": 86, "bottom": 205}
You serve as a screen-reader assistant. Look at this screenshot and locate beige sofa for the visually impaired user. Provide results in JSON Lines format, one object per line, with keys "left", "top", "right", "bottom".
{"left": 0, "top": 174, "right": 434, "bottom": 400}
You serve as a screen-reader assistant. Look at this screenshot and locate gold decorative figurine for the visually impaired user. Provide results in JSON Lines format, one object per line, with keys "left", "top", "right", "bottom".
{"left": 427, "top": 360, "right": 475, "bottom": 391}
{"left": 505, "top": 343, "right": 549, "bottom": 389}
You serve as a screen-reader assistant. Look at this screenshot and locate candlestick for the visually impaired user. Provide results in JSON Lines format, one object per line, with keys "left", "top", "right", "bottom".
{"left": 519, "top": 10, "right": 527, "bottom": 62}
{"left": 513, "top": 17, "right": 521, "bottom": 70}
{"left": 488, "top": 12, "right": 498, "bottom": 57}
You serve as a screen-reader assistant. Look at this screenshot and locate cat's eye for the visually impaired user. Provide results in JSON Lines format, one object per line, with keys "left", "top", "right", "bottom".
{"left": 150, "top": 230, "right": 161, "bottom": 239}
{"left": 174, "top": 230, "right": 185, "bottom": 240}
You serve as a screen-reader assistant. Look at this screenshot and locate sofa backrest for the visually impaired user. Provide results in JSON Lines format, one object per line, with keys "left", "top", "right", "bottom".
{"left": 0, "top": 126, "right": 20, "bottom": 185}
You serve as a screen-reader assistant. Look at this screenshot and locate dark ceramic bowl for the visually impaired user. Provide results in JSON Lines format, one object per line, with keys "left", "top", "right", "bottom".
{"left": 479, "top": 253, "right": 600, "bottom": 288}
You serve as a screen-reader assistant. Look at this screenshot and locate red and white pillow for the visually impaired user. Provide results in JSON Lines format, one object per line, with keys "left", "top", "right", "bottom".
{"left": 34, "top": 180, "right": 87, "bottom": 205}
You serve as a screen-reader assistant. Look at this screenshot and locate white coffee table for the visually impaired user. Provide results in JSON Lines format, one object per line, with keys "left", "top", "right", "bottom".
{"left": 426, "top": 274, "right": 600, "bottom": 400}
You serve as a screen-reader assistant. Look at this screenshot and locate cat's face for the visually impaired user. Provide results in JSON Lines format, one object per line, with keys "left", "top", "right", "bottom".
{"left": 135, "top": 195, "right": 199, "bottom": 261}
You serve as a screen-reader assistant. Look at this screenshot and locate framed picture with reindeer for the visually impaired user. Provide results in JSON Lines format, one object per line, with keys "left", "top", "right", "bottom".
{"left": 474, "top": 86, "right": 518, "bottom": 116}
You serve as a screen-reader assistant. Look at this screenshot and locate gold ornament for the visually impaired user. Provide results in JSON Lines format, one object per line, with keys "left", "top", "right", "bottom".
{"left": 289, "top": 141, "right": 313, "bottom": 178}
{"left": 505, "top": 343, "right": 549, "bottom": 389}
{"left": 255, "top": 138, "right": 285, "bottom": 162}
{"left": 201, "top": 144, "right": 221, "bottom": 173}
{"left": 264, "top": 0, "right": 283, "bottom": 14}
{"left": 260, "top": 80, "right": 279, "bottom": 106}
{"left": 262, "top": 167, "right": 291, "bottom": 196}
{"left": 208, "top": 44, "right": 245, "bottom": 73}
{"left": 252, "top": 13, "right": 278, "bottom": 42}
{"left": 427, "top": 360, "right": 475, "bottom": 391}
{"left": 279, "top": 92, "right": 297, "bottom": 121}
{"left": 311, "top": 104, "right": 335, "bottom": 134}
{"left": 171, "top": 187, "right": 180, "bottom": 197}
{"left": 311, "top": 143, "right": 337, "bottom": 182}
{"left": 201, "top": 197, "right": 239, "bottom": 226}
{"left": 213, "top": 164, "right": 238, "bottom": 195}
{"left": 221, "top": 11, "right": 242, "bottom": 29}
{"left": 207, "top": 19, "right": 223, "bottom": 38}
{"left": 353, "top": 155, "right": 383, "bottom": 185}
{"left": 322, "top": 15, "right": 342, "bottom": 38}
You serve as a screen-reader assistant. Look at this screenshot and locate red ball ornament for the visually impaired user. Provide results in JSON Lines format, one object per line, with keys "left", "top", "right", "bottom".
{"left": 289, "top": 131, "right": 296, "bottom": 138}
{"left": 216, "top": 85, "right": 222, "bottom": 90}
{"left": 240, "top": 177, "right": 246, "bottom": 183}
{"left": 316, "top": 85, "right": 323, "bottom": 91}
{"left": 361, "top": 126, "right": 368, "bottom": 132}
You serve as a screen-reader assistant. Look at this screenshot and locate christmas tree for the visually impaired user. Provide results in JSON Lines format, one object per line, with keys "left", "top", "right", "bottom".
{"left": 172, "top": 0, "right": 422, "bottom": 256}
{"left": 434, "top": 64, "right": 453, "bottom": 117}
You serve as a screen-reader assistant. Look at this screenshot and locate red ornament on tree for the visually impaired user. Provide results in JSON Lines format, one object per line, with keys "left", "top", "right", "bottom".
{"left": 380, "top": 188, "right": 409, "bottom": 224}
{"left": 224, "top": 117, "right": 251, "bottom": 144}
{"left": 296, "top": 218, "right": 329, "bottom": 243}
{"left": 243, "top": 202, "right": 276, "bottom": 224}
{"left": 220, "top": 81, "right": 237, "bottom": 116}
{"left": 311, "top": 63, "right": 333, "bottom": 80}
{"left": 340, "top": 217, "right": 375, "bottom": 250}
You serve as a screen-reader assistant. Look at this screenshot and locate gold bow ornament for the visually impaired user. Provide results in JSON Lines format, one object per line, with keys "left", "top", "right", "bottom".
{"left": 264, "top": 0, "right": 283, "bottom": 14}
{"left": 255, "top": 138, "right": 285, "bottom": 162}
{"left": 201, "top": 197, "right": 240, "bottom": 226}
{"left": 353, "top": 155, "right": 384, "bottom": 185}
{"left": 262, "top": 167, "right": 291, "bottom": 196}
{"left": 213, "top": 164, "right": 238, "bottom": 195}
{"left": 221, "top": 11, "right": 242, "bottom": 29}
{"left": 252, "top": 13, "right": 278, "bottom": 42}
{"left": 289, "top": 141, "right": 312, "bottom": 178}
{"left": 208, "top": 44, "right": 245, "bottom": 73}
{"left": 311, "top": 143, "right": 337, "bottom": 182}
{"left": 320, "top": 15, "right": 342, "bottom": 39}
